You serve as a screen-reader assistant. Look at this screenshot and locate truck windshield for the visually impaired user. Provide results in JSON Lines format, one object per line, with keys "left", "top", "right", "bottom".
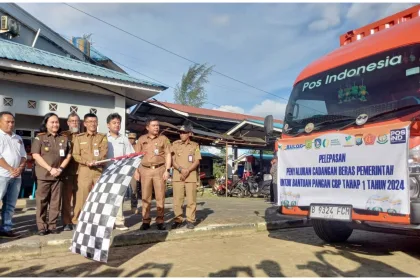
{"left": 284, "top": 44, "right": 420, "bottom": 135}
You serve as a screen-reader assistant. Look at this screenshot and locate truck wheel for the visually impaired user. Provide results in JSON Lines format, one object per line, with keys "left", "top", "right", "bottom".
{"left": 312, "top": 220, "right": 353, "bottom": 243}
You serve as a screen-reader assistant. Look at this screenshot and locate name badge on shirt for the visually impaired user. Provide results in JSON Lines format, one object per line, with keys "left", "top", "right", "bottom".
{"left": 59, "top": 143, "right": 64, "bottom": 157}
{"left": 188, "top": 155, "right": 193, "bottom": 162}
{"left": 94, "top": 149, "right": 99, "bottom": 157}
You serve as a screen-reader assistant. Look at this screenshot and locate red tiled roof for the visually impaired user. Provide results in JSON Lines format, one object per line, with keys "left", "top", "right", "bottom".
{"left": 148, "top": 101, "right": 283, "bottom": 124}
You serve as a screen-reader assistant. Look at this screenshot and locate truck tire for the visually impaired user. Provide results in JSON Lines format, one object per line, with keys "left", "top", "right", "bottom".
{"left": 312, "top": 220, "right": 353, "bottom": 243}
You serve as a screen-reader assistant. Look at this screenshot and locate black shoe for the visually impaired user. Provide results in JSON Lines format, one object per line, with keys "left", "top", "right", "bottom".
{"left": 38, "top": 230, "right": 48, "bottom": 236}
{"left": 49, "top": 229, "right": 59, "bottom": 234}
{"left": 140, "top": 223, "right": 150, "bottom": 231}
{"left": 156, "top": 223, "right": 166, "bottom": 231}
{"left": 0, "top": 230, "right": 21, "bottom": 239}
{"left": 186, "top": 222, "right": 195, "bottom": 230}
{"left": 171, "top": 221, "right": 183, "bottom": 229}
{"left": 63, "top": 224, "right": 73, "bottom": 231}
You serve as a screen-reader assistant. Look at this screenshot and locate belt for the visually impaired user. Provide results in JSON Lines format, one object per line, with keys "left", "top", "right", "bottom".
{"left": 142, "top": 163, "right": 164, "bottom": 169}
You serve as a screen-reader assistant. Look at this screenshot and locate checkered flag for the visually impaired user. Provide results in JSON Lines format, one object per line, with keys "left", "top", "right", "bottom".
{"left": 70, "top": 154, "right": 143, "bottom": 263}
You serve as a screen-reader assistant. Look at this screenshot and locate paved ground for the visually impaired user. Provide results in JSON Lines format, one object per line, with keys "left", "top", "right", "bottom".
{"left": 1, "top": 227, "right": 420, "bottom": 277}
{"left": 0, "top": 195, "right": 306, "bottom": 256}
{"left": 3, "top": 195, "right": 290, "bottom": 237}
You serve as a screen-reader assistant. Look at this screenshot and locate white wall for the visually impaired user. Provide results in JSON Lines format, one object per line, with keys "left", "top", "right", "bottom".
{"left": 0, "top": 80, "right": 126, "bottom": 133}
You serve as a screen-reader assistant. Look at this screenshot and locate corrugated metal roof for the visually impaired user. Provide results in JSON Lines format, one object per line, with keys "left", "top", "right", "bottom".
{"left": 90, "top": 46, "right": 109, "bottom": 62}
{"left": 150, "top": 101, "right": 284, "bottom": 124}
{"left": 0, "top": 39, "right": 167, "bottom": 89}
{"left": 201, "top": 152, "right": 220, "bottom": 158}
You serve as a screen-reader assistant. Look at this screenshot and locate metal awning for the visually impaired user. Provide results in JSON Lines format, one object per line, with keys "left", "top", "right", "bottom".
{"left": 127, "top": 115, "right": 269, "bottom": 149}
{"left": 129, "top": 101, "right": 239, "bottom": 134}
{"left": 226, "top": 119, "right": 282, "bottom": 138}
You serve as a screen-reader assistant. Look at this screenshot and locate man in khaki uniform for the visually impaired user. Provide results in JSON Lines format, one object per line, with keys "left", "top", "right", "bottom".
{"left": 128, "top": 132, "right": 140, "bottom": 214}
{"left": 134, "top": 117, "right": 171, "bottom": 230}
{"left": 71, "top": 113, "right": 108, "bottom": 225}
{"left": 61, "top": 112, "right": 80, "bottom": 231}
{"left": 170, "top": 122, "right": 201, "bottom": 229}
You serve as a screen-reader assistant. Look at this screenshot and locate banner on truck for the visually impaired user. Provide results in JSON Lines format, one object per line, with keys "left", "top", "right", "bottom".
{"left": 277, "top": 122, "right": 410, "bottom": 214}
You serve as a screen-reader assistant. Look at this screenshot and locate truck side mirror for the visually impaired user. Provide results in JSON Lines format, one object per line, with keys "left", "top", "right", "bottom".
{"left": 264, "top": 115, "right": 274, "bottom": 136}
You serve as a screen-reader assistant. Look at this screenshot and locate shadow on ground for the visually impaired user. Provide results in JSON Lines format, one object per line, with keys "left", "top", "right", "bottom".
{"left": 0, "top": 262, "right": 173, "bottom": 277}
{"left": 123, "top": 201, "right": 214, "bottom": 230}
{"left": 264, "top": 207, "right": 418, "bottom": 277}
{"left": 0, "top": 243, "right": 173, "bottom": 277}
{"left": 0, "top": 212, "right": 37, "bottom": 244}
{"left": 208, "top": 260, "right": 284, "bottom": 277}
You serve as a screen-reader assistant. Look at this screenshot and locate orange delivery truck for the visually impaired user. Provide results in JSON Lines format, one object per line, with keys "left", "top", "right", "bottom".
{"left": 264, "top": 5, "right": 420, "bottom": 242}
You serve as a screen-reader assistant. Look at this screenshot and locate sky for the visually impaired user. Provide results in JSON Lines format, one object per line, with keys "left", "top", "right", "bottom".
{"left": 18, "top": 2, "right": 416, "bottom": 122}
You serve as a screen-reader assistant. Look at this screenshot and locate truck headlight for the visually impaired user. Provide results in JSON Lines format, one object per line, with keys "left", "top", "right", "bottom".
{"left": 409, "top": 145, "right": 420, "bottom": 198}
{"left": 410, "top": 176, "right": 420, "bottom": 198}
{"left": 409, "top": 145, "right": 420, "bottom": 165}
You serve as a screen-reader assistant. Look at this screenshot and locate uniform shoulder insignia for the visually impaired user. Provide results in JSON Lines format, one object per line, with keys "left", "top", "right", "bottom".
{"left": 76, "top": 133, "right": 85, "bottom": 137}
{"left": 99, "top": 133, "right": 108, "bottom": 142}
{"left": 36, "top": 132, "right": 46, "bottom": 136}
{"left": 194, "top": 143, "right": 200, "bottom": 151}
{"left": 173, "top": 140, "right": 181, "bottom": 144}
{"left": 60, "top": 132, "right": 69, "bottom": 137}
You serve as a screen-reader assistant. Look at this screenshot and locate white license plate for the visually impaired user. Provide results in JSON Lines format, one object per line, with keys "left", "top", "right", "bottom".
{"left": 309, "top": 204, "right": 352, "bottom": 221}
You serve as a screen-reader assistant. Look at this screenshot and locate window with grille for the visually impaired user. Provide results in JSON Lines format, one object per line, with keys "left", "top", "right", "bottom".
{"left": 49, "top": 103, "right": 57, "bottom": 111}
{"left": 70, "top": 106, "right": 78, "bottom": 113}
{"left": 3, "top": 97, "right": 13, "bottom": 106}
{"left": 27, "top": 100, "right": 36, "bottom": 109}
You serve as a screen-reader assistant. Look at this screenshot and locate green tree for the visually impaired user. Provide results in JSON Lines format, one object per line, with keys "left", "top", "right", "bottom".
{"left": 174, "top": 63, "right": 214, "bottom": 107}
{"left": 213, "top": 146, "right": 226, "bottom": 179}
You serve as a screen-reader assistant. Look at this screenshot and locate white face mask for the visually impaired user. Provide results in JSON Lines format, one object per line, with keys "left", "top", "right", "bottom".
{"left": 70, "top": 127, "right": 79, "bottom": 133}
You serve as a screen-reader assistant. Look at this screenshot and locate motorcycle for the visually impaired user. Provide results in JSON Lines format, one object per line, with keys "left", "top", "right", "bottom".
{"left": 216, "top": 177, "right": 247, "bottom": 197}
{"left": 243, "top": 172, "right": 272, "bottom": 198}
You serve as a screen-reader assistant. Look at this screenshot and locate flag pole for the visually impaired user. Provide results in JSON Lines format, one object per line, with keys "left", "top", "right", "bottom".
{"left": 94, "top": 152, "right": 145, "bottom": 165}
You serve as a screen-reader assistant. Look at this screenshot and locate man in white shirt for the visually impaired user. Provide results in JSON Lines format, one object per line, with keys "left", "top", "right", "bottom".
{"left": 106, "top": 113, "right": 134, "bottom": 231}
{"left": 0, "top": 112, "right": 27, "bottom": 238}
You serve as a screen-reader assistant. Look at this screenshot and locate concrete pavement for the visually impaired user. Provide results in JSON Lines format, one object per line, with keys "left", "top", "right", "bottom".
{"left": 0, "top": 195, "right": 309, "bottom": 259}
{"left": 0, "top": 227, "right": 419, "bottom": 277}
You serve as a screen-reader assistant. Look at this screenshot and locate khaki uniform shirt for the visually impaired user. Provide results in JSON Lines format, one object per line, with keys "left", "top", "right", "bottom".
{"left": 31, "top": 132, "right": 71, "bottom": 180}
{"left": 135, "top": 134, "right": 171, "bottom": 167}
{"left": 171, "top": 140, "right": 201, "bottom": 183}
{"left": 72, "top": 132, "right": 108, "bottom": 172}
{"left": 61, "top": 130, "right": 78, "bottom": 176}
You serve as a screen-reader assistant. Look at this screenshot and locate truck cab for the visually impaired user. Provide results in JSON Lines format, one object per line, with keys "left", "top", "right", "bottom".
{"left": 265, "top": 5, "right": 420, "bottom": 242}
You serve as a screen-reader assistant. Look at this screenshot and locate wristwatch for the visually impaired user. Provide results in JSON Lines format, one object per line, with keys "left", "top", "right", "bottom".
{"left": 167, "top": 169, "right": 171, "bottom": 173}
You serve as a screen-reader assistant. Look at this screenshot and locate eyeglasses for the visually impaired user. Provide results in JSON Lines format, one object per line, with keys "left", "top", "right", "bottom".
{"left": 68, "top": 120, "right": 80, "bottom": 123}
{"left": 85, "top": 121, "right": 98, "bottom": 124}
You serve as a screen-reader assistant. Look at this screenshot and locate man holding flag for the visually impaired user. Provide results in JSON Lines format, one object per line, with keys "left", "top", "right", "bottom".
{"left": 71, "top": 113, "right": 108, "bottom": 225}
